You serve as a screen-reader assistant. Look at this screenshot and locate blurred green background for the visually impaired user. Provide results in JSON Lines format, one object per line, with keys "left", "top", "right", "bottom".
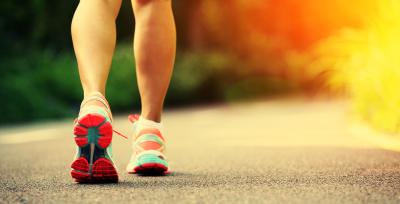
{"left": 2, "top": 0, "right": 399, "bottom": 135}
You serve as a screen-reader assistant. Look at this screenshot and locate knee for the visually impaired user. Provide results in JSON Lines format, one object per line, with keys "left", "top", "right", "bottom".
{"left": 132, "top": 0, "right": 171, "bottom": 8}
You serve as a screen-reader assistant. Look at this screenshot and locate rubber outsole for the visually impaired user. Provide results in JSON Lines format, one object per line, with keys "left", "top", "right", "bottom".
{"left": 127, "top": 163, "right": 170, "bottom": 174}
{"left": 127, "top": 154, "right": 169, "bottom": 174}
{"left": 133, "top": 163, "right": 169, "bottom": 173}
{"left": 74, "top": 113, "right": 113, "bottom": 148}
{"left": 92, "top": 158, "right": 118, "bottom": 181}
{"left": 71, "top": 113, "right": 118, "bottom": 183}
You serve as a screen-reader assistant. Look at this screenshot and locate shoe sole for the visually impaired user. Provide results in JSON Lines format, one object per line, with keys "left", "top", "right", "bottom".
{"left": 71, "top": 113, "right": 118, "bottom": 182}
{"left": 127, "top": 154, "right": 169, "bottom": 174}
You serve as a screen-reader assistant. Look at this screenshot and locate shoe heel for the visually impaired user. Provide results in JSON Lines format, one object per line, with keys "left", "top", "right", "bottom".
{"left": 71, "top": 112, "right": 118, "bottom": 182}
{"left": 134, "top": 154, "right": 168, "bottom": 173}
{"left": 73, "top": 113, "right": 113, "bottom": 148}
{"left": 92, "top": 158, "right": 118, "bottom": 182}
{"left": 71, "top": 157, "right": 90, "bottom": 181}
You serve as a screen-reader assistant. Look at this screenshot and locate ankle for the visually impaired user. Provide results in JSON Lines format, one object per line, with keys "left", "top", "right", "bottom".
{"left": 140, "top": 111, "right": 162, "bottom": 123}
{"left": 81, "top": 91, "right": 109, "bottom": 110}
{"left": 137, "top": 116, "right": 164, "bottom": 135}
{"left": 83, "top": 89, "right": 106, "bottom": 99}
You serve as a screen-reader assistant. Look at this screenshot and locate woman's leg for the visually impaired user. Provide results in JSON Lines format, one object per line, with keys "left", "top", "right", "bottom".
{"left": 72, "top": 0, "right": 122, "bottom": 98}
{"left": 127, "top": 0, "right": 176, "bottom": 174}
{"left": 70, "top": 0, "right": 123, "bottom": 183}
{"left": 132, "top": 0, "right": 176, "bottom": 123}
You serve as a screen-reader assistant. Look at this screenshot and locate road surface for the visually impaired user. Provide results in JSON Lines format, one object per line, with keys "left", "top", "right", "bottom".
{"left": 1, "top": 98, "right": 399, "bottom": 203}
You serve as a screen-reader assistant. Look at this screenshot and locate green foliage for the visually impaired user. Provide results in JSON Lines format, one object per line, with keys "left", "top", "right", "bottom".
{"left": 1, "top": 43, "right": 299, "bottom": 124}
{"left": 106, "top": 44, "right": 140, "bottom": 112}
{"left": 305, "top": 0, "right": 400, "bottom": 134}
{"left": 0, "top": 49, "right": 82, "bottom": 124}
{"left": 2, "top": 0, "right": 320, "bottom": 124}
{"left": 167, "top": 51, "right": 237, "bottom": 104}
{"left": 168, "top": 51, "right": 298, "bottom": 105}
{"left": 225, "top": 77, "right": 297, "bottom": 101}
{"left": 0, "top": 0, "right": 138, "bottom": 55}
{"left": 0, "top": 0, "right": 79, "bottom": 55}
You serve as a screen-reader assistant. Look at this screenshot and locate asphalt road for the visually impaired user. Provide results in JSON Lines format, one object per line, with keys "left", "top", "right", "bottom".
{"left": 1, "top": 99, "right": 400, "bottom": 203}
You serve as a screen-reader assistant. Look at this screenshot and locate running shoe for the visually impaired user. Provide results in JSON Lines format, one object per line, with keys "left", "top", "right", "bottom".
{"left": 71, "top": 92, "right": 126, "bottom": 182}
{"left": 126, "top": 114, "right": 169, "bottom": 174}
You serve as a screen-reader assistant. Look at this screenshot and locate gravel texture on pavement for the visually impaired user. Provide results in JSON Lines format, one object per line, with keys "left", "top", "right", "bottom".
{"left": 1, "top": 99, "right": 399, "bottom": 204}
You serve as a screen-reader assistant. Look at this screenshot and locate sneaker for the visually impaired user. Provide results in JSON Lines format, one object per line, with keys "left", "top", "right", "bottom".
{"left": 71, "top": 92, "right": 124, "bottom": 182}
{"left": 126, "top": 114, "right": 169, "bottom": 174}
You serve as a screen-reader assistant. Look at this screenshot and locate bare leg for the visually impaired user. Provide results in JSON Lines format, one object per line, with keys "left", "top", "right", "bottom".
{"left": 72, "top": 0, "right": 122, "bottom": 98}
{"left": 132, "top": 0, "right": 176, "bottom": 122}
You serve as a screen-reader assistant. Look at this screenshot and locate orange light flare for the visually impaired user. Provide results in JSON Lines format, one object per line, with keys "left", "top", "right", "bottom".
{"left": 200, "top": 0, "right": 378, "bottom": 51}
{"left": 198, "top": 0, "right": 380, "bottom": 93}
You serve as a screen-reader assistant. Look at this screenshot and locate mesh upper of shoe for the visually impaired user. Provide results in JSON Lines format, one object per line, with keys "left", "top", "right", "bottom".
{"left": 84, "top": 100, "right": 106, "bottom": 108}
{"left": 139, "top": 141, "right": 162, "bottom": 150}
{"left": 129, "top": 115, "right": 166, "bottom": 158}
{"left": 134, "top": 128, "right": 165, "bottom": 154}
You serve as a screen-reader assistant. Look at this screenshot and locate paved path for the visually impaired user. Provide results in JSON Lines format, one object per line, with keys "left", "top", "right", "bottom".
{"left": 1, "top": 99, "right": 400, "bottom": 203}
